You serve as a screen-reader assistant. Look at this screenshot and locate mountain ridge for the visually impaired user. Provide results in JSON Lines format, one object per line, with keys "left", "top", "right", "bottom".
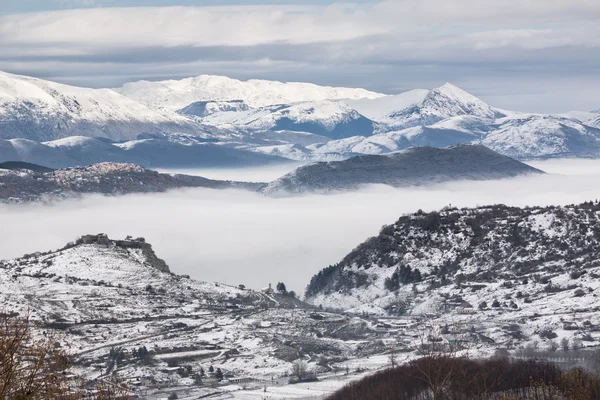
{"left": 115, "top": 74, "right": 386, "bottom": 110}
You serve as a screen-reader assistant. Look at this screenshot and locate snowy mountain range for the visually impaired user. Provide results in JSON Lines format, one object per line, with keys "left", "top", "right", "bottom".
{"left": 115, "top": 74, "right": 385, "bottom": 110}
{"left": 308, "top": 114, "right": 600, "bottom": 160}
{"left": 1, "top": 70, "right": 600, "bottom": 167}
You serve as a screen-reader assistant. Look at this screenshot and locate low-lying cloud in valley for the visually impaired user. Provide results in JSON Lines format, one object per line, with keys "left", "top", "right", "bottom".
{"left": 2, "top": 159, "right": 600, "bottom": 294}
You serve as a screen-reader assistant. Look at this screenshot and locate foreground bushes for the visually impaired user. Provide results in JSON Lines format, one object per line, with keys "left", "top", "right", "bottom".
{"left": 327, "top": 355, "right": 600, "bottom": 400}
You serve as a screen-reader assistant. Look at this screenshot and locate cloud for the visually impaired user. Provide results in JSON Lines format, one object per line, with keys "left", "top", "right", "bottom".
{"left": 1, "top": 159, "right": 600, "bottom": 294}
{"left": 0, "top": 1, "right": 599, "bottom": 112}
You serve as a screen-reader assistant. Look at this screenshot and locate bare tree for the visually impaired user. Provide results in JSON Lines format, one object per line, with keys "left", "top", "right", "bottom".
{"left": 0, "top": 311, "right": 129, "bottom": 400}
{"left": 0, "top": 312, "right": 73, "bottom": 399}
{"left": 408, "top": 321, "right": 470, "bottom": 400}
{"left": 291, "top": 360, "right": 309, "bottom": 382}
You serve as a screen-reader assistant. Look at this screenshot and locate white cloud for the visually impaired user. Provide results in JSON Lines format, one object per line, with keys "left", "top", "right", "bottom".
{"left": 0, "top": 1, "right": 599, "bottom": 112}
{"left": 1, "top": 159, "right": 600, "bottom": 294}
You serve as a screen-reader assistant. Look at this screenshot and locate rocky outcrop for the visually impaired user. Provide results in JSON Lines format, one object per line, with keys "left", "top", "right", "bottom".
{"left": 75, "top": 233, "right": 170, "bottom": 273}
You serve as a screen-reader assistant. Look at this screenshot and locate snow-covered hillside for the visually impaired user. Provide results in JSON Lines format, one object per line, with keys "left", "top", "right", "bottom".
{"left": 115, "top": 74, "right": 385, "bottom": 110}
{"left": 0, "top": 71, "right": 200, "bottom": 142}
{"left": 311, "top": 114, "right": 600, "bottom": 159}
{"left": 306, "top": 201, "right": 600, "bottom": 325}
{"left": 482, "top": 115, "right": 600, "bottom": 158}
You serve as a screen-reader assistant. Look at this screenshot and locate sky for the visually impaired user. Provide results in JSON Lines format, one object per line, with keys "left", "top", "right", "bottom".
{"left": 0, "top": 0, "right": 599, "bottom": 113}
{"left": 2, "top": 158, "right": 600, "bottom": 293}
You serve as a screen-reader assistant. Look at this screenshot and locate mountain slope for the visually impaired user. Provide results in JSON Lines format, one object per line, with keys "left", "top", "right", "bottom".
{"left": 305, "top": 202, "right": 600, "bottom": 318}
{"left": 263, "top": 145, "right": 542, "bottom": 194}
{"left": 482, "top": 115, "right": 600, "bottom": 158}
{"left": 587, "top": 115, "right": 600, "bottom": 129}
{"left": 0, "top": 71, "right": 201, "bottom": 142}
{"left": 116, "top": 74, "right": 385, "bottom": 111}
{"left": 0, "top": 136, "right": 288, "bottom": 169}
{"left": 202, "top": 100, "right": 377, "bottom": 140}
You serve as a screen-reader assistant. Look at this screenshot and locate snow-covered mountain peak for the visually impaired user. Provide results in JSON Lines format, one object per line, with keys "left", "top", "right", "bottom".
{"left": 433, "top": 82, "right": 480, "bottom": 101}
{"left": 382, "top": 83, "right": 505, "bottom": 131}
{"left": 422, "top": 82, "right": 503, "bottom": 119}
{"left": 115, "top": 74, "right": 386, "bottom": 111}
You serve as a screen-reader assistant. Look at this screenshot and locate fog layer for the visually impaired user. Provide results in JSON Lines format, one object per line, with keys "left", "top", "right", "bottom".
{"left": 1, "top": 159, "right": 600, "bottom": 294}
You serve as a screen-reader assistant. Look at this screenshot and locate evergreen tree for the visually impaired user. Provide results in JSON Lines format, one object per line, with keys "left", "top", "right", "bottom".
{"left": 276, "top": 282, "right": 287, "bottom": 294}
{"left": 215, "top": 368, "right": 224, "bottom": 381}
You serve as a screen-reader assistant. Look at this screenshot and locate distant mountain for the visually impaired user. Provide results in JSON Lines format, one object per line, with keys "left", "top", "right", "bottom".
{"left": 482, "top": 115, "right": 600, "bottom": 159}
{"left": 0, "top": 136, "right": 288, "bottom": 169}
{"left": 305, "top": 201, "right": 600, "bottom": 316}
{"left": 311, "top": 114, "right": 600, "bottom": 160}
{"left": 0, "top": 71, "right": 201, "bottom": 142}
{"left": 201, "top": 100, "right": 377, "bottom": 140}
{"left": 5, "top": 70, "right": 600, "bottom": 162}
{"left": 381, "top": 83, "right": 506, "bottom": 130}
{"left": 0, "top": 162, "right": 263, "bottom": 202}
{"left": 115, "top": 74, "right": 385, "bottom": 110}
{"left": 263, "top": 145, "right": 543, "bottom": 195}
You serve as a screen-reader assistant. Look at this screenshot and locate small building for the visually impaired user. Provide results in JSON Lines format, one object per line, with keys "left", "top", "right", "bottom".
{"left": 262, "top": 283, "right": 274, "bottom": 294}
